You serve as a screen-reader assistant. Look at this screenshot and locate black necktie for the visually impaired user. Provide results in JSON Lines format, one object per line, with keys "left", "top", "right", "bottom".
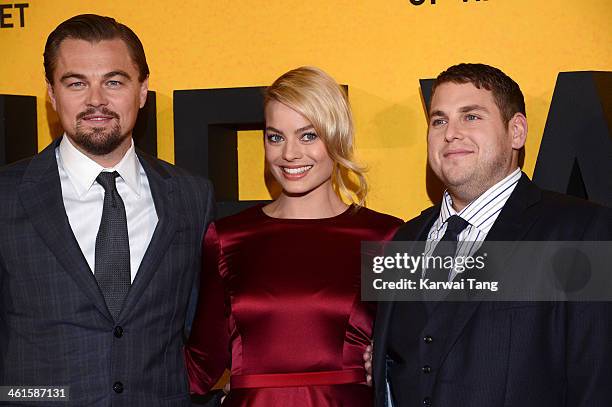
{"left": 427, "top": 215, "right": 470, "bottom": 282}
{"left": 94, "top": 171, "right": 130, "bottom": 320}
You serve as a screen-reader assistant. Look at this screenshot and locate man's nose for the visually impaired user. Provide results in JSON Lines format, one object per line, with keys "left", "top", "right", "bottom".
{"left": 444, "top": 119, "right": 464, "bottom": 142}
{"left": 85, "top": 85, "right": 109, "bottom": 107}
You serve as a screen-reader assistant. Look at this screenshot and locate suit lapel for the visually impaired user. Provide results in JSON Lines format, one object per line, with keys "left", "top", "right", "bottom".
{"left": 118, "top": 153, "right": 179, "bottom": 320}
{"left": 468, "top": 174, "right": 543, "bottom": 286}
{"left": 431, "top": 174, "right": 544, "bottom": 370}
{"left": 17, "top": 139, "right": 112, "bottom": 321}
{"left": 483, "top": 174, "right": 542, "bottom": 243}
{"left": 403, "top": 206, "right": 440, "bottom": 242}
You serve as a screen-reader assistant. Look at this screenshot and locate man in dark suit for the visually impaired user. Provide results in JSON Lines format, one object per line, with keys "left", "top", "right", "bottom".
{"left": 0, "top": 15, "right": 214, "bottom": 406}
{"left": 371, "top": 64, "right": 612, "bottom": 406}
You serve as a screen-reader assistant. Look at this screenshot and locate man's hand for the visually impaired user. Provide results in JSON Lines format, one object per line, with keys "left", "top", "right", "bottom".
{"left": 363, "top": 343, "right": 373, "bottom": 386}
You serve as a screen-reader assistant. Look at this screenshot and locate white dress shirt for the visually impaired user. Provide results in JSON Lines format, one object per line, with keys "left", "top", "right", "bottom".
{"left": 424, "top": 167, "right": 522, "bottom": 280}
{"left": 56, "top": 135, "right": 158, "bottom": 282}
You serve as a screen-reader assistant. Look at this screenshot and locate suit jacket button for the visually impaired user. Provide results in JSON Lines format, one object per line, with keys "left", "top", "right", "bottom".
{"left": 113, "top": 382, "right": 123, "bottom": 393}
{"left": 113, "top": 326, "right": 124, "bottom": 338}
{"left": 423, "top": 396, "right": 432, "bottom": 406}
{"left": 422, "top": 365, "right": 432, "bottom": 374}
{"left": 423, "top": 335, "right": 433, "bottom": 344}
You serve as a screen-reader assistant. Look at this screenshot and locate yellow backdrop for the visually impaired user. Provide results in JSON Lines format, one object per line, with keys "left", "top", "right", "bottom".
{"left": 1, "top": 0, "right": 610, "bottom": 219}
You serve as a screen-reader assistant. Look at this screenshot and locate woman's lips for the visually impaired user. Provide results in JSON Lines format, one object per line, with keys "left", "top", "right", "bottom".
{"left": 280, "top": 165, "right": 313, "bottom": 180}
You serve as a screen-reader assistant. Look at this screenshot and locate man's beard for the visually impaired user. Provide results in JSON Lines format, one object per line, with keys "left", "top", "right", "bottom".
{"left": 73, "top": 108, "right": 125, "bottom": 156}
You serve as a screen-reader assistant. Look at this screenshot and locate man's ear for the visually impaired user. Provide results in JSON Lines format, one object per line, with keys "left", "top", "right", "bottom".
{"left": 509, "top": 112, "right": 527, "bottom": 150}
{"left": 139, "top": 76, "right": 149, "bottom": 108}
{"left": 47, "top": 80, "right": 57, "bottom": 111}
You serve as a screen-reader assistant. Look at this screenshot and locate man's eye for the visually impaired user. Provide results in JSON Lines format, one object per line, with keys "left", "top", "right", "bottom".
{"left": 465, "top": 114, "right": 479, "bottom": 121}
{"left": 266, "top": 134, "right": 283, "bottom": 143}
{"left": 301, "top": 132, "right": 318, "bottom": 142}
{"left": 107, "top": 80, "right": 122, "bottom": 87}
{"left": 431, "top": 119, "right": 446, "bottom": 126}
{"left": 68, "top": 82, "right": 85, "bottom": 88}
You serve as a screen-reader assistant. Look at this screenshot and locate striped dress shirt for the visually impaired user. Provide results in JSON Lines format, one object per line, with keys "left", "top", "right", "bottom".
{"left": 424, "top": 168, "right": 522, "bottom": 281}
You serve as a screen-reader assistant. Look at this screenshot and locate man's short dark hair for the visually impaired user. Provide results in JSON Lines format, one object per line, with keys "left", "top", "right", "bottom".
{"left": 432, "top": 63, "right": 526, "bottom": 123}
{"left": 44, "top": 14, "right": 149, "bottom": 84}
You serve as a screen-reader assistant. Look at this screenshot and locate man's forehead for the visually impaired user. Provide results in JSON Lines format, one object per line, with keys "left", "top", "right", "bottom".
{"left": 430, "top": 82, "right": 495, "bottom": 110}
{"left": 53, "top": 38, "right": 136, "bottom": 77}
{"left": 57, "top": 37, "right": 129, "bottom": 53}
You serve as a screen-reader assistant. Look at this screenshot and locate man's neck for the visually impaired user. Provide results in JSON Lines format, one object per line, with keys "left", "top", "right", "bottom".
{"left": 448, "top": 167, "right": 520, "bottom": 212}
{"left": 66, "top": 135, "right": 133, "bottom": 168}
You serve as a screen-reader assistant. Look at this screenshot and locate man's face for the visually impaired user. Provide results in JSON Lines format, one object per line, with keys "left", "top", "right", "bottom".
{"left": 427, "top": 82, "right": 525, "bottom": 205}
{"left": 47, "top": 38, "right": 148, "bottom": 157}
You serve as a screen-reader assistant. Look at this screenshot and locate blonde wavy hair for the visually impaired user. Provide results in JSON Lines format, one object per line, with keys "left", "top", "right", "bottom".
{"left": 264, "top": 66, "right": 368, "bottom": 207}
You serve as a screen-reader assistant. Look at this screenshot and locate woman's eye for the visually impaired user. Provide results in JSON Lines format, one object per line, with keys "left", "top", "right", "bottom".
{"left": 266, "top": 134, "right": 283, "bottom": 143}
{"left": 301, "top": 132, "right": 318, "bottom": 142}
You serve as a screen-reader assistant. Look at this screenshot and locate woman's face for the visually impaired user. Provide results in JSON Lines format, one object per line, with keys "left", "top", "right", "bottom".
{"left": 264, "top": 100, "right": 334, "bottom": 197}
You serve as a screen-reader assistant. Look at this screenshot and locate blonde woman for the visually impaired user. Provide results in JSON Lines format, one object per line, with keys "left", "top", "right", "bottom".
{"left": 185, "top": 66, "right": 402, "bottom": 406}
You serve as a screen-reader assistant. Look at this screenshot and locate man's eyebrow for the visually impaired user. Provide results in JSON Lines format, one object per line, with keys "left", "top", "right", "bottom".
{"left": 59, "top": 70, "right": 133, "bottom": 83}
{"left": 459, "top": 104, "right": 489, "bottom": 113}
{"left": 429, "top": 109, "right": 446, "bottom": 118}
{"left": 104, "top": 70, "right": 132, "bottom": 80}
{"left": 59, "top": 72, "right": 86, "bottom": 82}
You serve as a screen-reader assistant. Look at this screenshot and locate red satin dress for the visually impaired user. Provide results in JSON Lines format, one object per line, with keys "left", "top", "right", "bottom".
{"left": 185, "top": 204, "right": 402, "bottom": 406}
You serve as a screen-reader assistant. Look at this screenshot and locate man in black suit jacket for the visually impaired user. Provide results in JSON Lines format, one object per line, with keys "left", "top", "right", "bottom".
{"left": 371, "top": 64, "right": 612, "bottom": 406}
{"left": 0, "top": 15, "right": 214, "bottom": 406}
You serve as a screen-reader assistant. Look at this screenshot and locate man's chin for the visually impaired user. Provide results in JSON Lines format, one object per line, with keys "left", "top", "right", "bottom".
{"left": 444, "top": 176, "right": 467, "bottom": 186}
{"left": 441, "top": 173, "right": 473, "bottom": 191}
{"left": 71, "top": 128, "right": 127, "bottom": 156}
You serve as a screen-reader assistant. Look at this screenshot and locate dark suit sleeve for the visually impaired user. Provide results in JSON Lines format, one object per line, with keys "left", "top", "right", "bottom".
{"left": 566, "top": 205, "right": 612, "bottom": 406}
{"left": 0, "top": 249, "right": 5, "bottom": 346}
{"left": 566, "top": 302, "right": 612, "bottom": 406}
{"left": 0, "top": 249, "right": 5, "bottom": 292}
{"left": 203, "top": 179, "right": 216, "bottom": 231}
{"left": 184, "top": 222, "right": 230, "bottom": 395}
{"left": 185, "top": 179, "right": 216, "bottom": 336}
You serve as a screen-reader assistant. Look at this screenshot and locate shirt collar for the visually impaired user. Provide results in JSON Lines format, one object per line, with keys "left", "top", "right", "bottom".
{"left": 435, "top": 167, "right": 522, "bottom": 233}
{"left": 58, "top": 135, "right": 141, "bottom": 198}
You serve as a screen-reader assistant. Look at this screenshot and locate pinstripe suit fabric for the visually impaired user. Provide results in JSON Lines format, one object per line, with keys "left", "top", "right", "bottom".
{"left": 0, "top": 138, "right": 214, "bottom": 406}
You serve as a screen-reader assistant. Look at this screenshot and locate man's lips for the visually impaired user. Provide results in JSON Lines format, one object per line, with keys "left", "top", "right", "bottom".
{"left": 81, "top": 115, "right": 115, "bottom": 122}
{"left": 77, "top": 108, "right": 120, "bottom": 124}
{"left": 443, "top": 149, "right": 473, "bottom": 158}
